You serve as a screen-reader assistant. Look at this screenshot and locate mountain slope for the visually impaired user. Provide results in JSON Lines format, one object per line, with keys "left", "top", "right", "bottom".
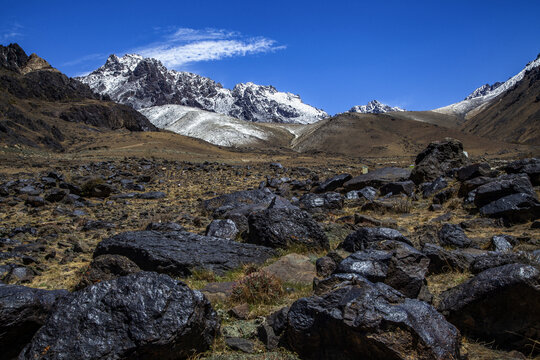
{"left": 349, "top": 100, "right": 404, "bottom": 114}
{"left": 291, "top": 112, "right": 525, "bottom": 158}
{"left": 434, "top": 55, "right": 540, "bottom": 118}
{"left": 461, "top": 63, "right": 540, "bottom": 145}
{"left": 0, "top": 44, "right": 156, "bottom": 151}
{"left": 78, "top": 54, "right": 328, "bottom": 124}
{"left": 139, "top": 105, "right": 296, "bottom": 148}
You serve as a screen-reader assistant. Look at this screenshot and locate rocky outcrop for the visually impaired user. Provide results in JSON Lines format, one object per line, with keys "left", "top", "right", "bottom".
{"left": 0, "top": 284, "right": 68, "bottom": 359}
{"left": 284, "top": 279, "right": 461, "bottom": 359}
{"left": 340, "top": 227, "right": 412, "bottom": 252}
{"left": 344, "top": 167, "right": 411, "bottom": 191}
{"left": 438, "top": 264, "right": 540, "bottom": 353}
{"left": 19, "top": 272, "right": 219, "bottom": 360}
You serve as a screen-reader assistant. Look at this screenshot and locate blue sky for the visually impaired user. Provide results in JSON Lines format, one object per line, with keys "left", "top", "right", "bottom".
{"left": 2, "top": 0, "right": 539, "bottom": 114}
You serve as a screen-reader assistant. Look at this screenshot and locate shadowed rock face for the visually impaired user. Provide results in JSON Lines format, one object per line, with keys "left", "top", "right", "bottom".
{"left": 19, "top": 272, "right": 219, "bottom": 360}
{"left": 340, "top": 227, "right": 412, "bottom": 252}
{"left": 0, "top": 285, "right": 68, "bottom": 359}
{"left": 93, "top": 230, "right": 275, "bottom": 276}
{"left": 438, "top": 264, "right": 540, "bottom": 353}
{"left": 284, "top": 279, "right": 461, "bottom": 360}
{"left": 343, "top": 167, "right": 411, "bottom": 191}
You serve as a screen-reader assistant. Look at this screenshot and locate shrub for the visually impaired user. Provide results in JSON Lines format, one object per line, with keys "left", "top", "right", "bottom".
{"left": 230, "top": 271, "right": 284, "bottom": 305}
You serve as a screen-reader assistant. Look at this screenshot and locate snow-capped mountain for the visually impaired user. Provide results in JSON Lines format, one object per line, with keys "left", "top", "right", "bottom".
{"left": 348, "top": 100, "right": 405, "bottom": 114}
{"left": 435, "top": 55, "right": 540, "bottom": 117}
{"left": 77, "top": 54, "right": 328, "bottom": 124}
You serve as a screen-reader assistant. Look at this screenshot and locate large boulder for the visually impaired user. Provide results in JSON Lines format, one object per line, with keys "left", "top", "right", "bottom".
{"left": 202, "top": 188, "right": 275, "bottom": 218}
{"left": 410, "top": 138, "right": 468, "bottom": 184}
{"left": 380, "top": 180, "right": 415, "bottom": 197}
{"left": 94, "top": 231, "right": 275, "bottom": 276}
{"left": 456, "top": 162, "right": 493, "bottom": 181}
{"left": 422, "top": 243, "right": 476, "bottom": 274}
{"left": 75, "top": 254, "right": 141, "bottom": 290}
{"left": 247, "top": 208, "right": 329, "bottom": 250}
{"left": 479, "top": 193, "right": 540, "bottom": 224}
{"left": 284, "top": 278, "right": 461, "bottom": 360}
{"left": 19, "top": 272, "right": 219, "bottom": 360}
{"left": 503, "top": 158, "right": 540, "bottom": 185}
{"left": 340, "top": 227, "right": 412, "bottom": 252}
{"left": 343, "top": 167, "right": 411, "bottom": 191}
{"left": 438, "top": 264, "right": 540, "bottom": 353}
{"left": 473, "top": 174, "right": 536, "bottom": 208}
{"left": 0, "top": 285, "right": 67, "bottom": 359}
{"left": 205, "top": 219, "right": 239, "bottom": 240}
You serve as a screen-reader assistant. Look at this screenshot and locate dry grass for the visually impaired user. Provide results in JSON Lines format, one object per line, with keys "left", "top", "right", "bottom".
{"left": 230, "top": 271, "right": 284, "bottom": 305}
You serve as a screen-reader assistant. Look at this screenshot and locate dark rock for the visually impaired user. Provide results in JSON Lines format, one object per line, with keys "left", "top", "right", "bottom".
{"left": 410, "top": 138, "right": 468, "bottom": 184}
{"left": 298, "top": 192, "right": 343, "bottom": 212}
{"left": 247, "top": 208, "right": 329, "bottom": 250}
{"left": 44, "top": 188, "right": 68, "bottom": 202}
{"left": 460, "top": 217, "right": 502, "bottom": 229}
{"left": 0, "top": 284, "right": 68, "bottom": 359}
{"left": 19, "top": 272, "right": 219, "bottom": 360}
{"left": 479, "top": 193, "right": 540, "bottom": 224}
{"left": 200, "top": 281, "right": 235, "bottom": 303}
{"left": 456, "top": 163, "right": 493, "bottom": 181}
{"left": 470, "top": 252, "right": 536, "bottom": 274}
{"left": 75, "top": 254, "right": 141, "bottom": 290}
{"left": 82, "top": 220, "right": 117, "bottom": 231}
{"left": 83, "top": 181, "right": 113, "bottom": 198}
{"left": 285, "top": 279, "right": 461, "bottom": 360}
{"left": 18, "top": 185, "right": 40, "bottom": 196}
{"left": 421, "top": 176, "right": 448, "bottom": 197}
{"left": 458, "top": 176, "right": 493, "bottom": 198}
{"left": 345, "top": 186, "right": 378, "bottom": 201}
{"left": 203, "top": 188, "right": 275, "bottom": 218}
{"left": 145, "top": 222, "right": 185, "bottom": 232}
{"left": 353, "top": 214, "right": 382, "bottom": 226}
{"left": 474, "top": 174, "right": 536, "bottom": 208}
{"left": 432, "top": 187, "right": 456, "bottom": 205}
{"left": 438, "top": 224, "right": 471, "bottom": 248}
{"left": 344, "top": 167, "right": 411, "bottom": 190}
{"left": 531, "top": 220, "right": 540, "bottom": 229}
{"left": 490, "top": 235, "right": 515, "bottom": 252}
{"left": 59, "top": 182, "right": 82, "bottom": 195}
{"left": 138, "top": 191, "right": 166, "bottom": 199}
{"left": 503, "top": 158, "right": 540, "bottom": 185}
{"left": 3, "top": 266, "right": 35, "bottom": 284}
{"left": 340, "top": 227, "right": 412, "bottom": 252}
{"left": 224, "top": 337, "right": 255, "bottom": 353}
{"left": 335, "top": 250, "right": 391, "bottom": 282}
{"left": 429, "top": 204, "right": 442, "bottom": 211}
{"left": 25, "top": 196, "right": 45, "bottom": 207}
{"left": 228, "top": 303, "right": 250, "bottom": 320}
{"left": 438, "top": 264, "right": 539, "bottom": 352}
{"left": 94, "top": 230, "right": 275, "bottom": 276}
{"left": 205, "top": 219, "right": 239, "bottom": 240}
{"left": 315, "top": 174, "right": 351, "bottom": 193}
{"left": 380, "top": 180, "right": 415, "bottom": 197}
{"left": 422, "top": 243, "right": 475, "bottom": 274}
{"left": 315, "top": 256, "right": 337, "bottom": 278}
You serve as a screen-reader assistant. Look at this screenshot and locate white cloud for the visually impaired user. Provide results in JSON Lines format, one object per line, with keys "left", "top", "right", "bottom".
{"left": 1, "top": 23, "right": 24, "bottom": 41}
{"left": 133, "top": 27, "right": 285, "bottom": 68}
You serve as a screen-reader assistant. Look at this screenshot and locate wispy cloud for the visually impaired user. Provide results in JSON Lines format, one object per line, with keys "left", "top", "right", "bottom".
{"left": 61, "top": 53, "right": 106, "bottom": 67}
{"left": 133, "top": 27, "right": 285, "bottom": 68}
{"left": 1, "top": 22, "right": 24, "bottom": 42}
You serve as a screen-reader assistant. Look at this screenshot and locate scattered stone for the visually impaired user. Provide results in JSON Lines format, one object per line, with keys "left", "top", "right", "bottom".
{"left": 456, "top": 162, "right": 493, "bottom": 181}
{"left": 438, "top": 264, "right": 540, "bottom": 352}
{"left": 82, "top": 220, "right": 117, "bottom": 231}
{"left": 340, "top": 227, "right": 412, "bottom": 252}
{"left": 145, "top": 222, "right": 184, "bottom": 232}
{"left": 503, "top": 157, "right": 540, "bottom": 185}
{"left": 297, "top": 192, "right": 344, "bottom": 212}
{"left": 19, "top": 272, "right": 219, "bottom": 360}
{"left": 229, "top": 303, "right": 250, "bottom": 320}
{"left": 44, "top": 188, "right": 68, "bottom": 202}
{"left": 224, "top": 337, "right": 255, "bottom": 353}
{"left": 410, "top": 138, "right": 468, "bottom": 184}
{"left": 422, "top": 243, "right": 475, "bottom": 274}
{"left": 25, "top": 196, "right": 45, "bottom": 207}
{"left": 247, "top": 208, "right": 329, "bottom": 250}
{"left": 316, "top": 256, "right": 337, "bottom": 278}
{"left": 205, "top": 219, "right": 239, "bottom": 240}
{"left": 474, "top": 174, "right": 536, "bottom": 208}
{"left": 0, "top": 284, "right": 68, "bottom": 359}
{"left": 380, "top": 180, "right": 415, "bottom": 196}
{"left": 490, "top": 234, "right": 515, "bottom": 252}
{"left": 470, "top": 252, "right": 536, "bottom": 274}
{"left": 94, "top": 230, "right": 275, "bottom": 276}
{"left": 201, "top": 281, "right": 236, "bottom": 302}
{"left": 344, "top": 167, "right": 411, "bottom": 190}
{"left": 315, "top": 173, "right": 351, "bottom": 193}
{"left": 138, "top": 191, "right": 166, "bottom": 199}
{"left": 479, "top": 193, "right": 540, "bottom": 224}
{"left": 421, "top": 176, "right": 448, "bottom": 197}
{"left": 438, "top": 224, "right": 471, "bottom": 248}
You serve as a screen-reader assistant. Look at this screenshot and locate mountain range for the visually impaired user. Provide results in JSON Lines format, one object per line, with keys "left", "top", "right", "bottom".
{"left": 349, "top": 100, "right": 405, "bottom": 114}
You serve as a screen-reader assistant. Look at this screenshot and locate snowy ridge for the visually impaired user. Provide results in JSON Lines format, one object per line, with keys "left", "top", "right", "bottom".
{"left": 140, "top": 104, "right": 299, "bottom": 147}
{"left": 349, "top": 100, "right": 405, "bottom": 114}
{"left": 435, "top": 56, "right": 540, "bottom": 117}
{"left": 78, "top": 54, "right": 328, "bottom": 124}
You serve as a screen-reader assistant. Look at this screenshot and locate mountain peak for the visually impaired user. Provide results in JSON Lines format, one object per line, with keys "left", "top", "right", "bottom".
{"left": 78, "top": 55, "right": 328, "bottom": 124}
{"left": 349, "top": 100, "right": 405, "bottom": 114}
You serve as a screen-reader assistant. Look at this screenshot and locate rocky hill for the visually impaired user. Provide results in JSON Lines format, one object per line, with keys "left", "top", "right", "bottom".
{"left": 78, "top": 54, "right": 328, "bottom": 124}
{"left": 0, "top": 44, "right": 156, "bottom": 151}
